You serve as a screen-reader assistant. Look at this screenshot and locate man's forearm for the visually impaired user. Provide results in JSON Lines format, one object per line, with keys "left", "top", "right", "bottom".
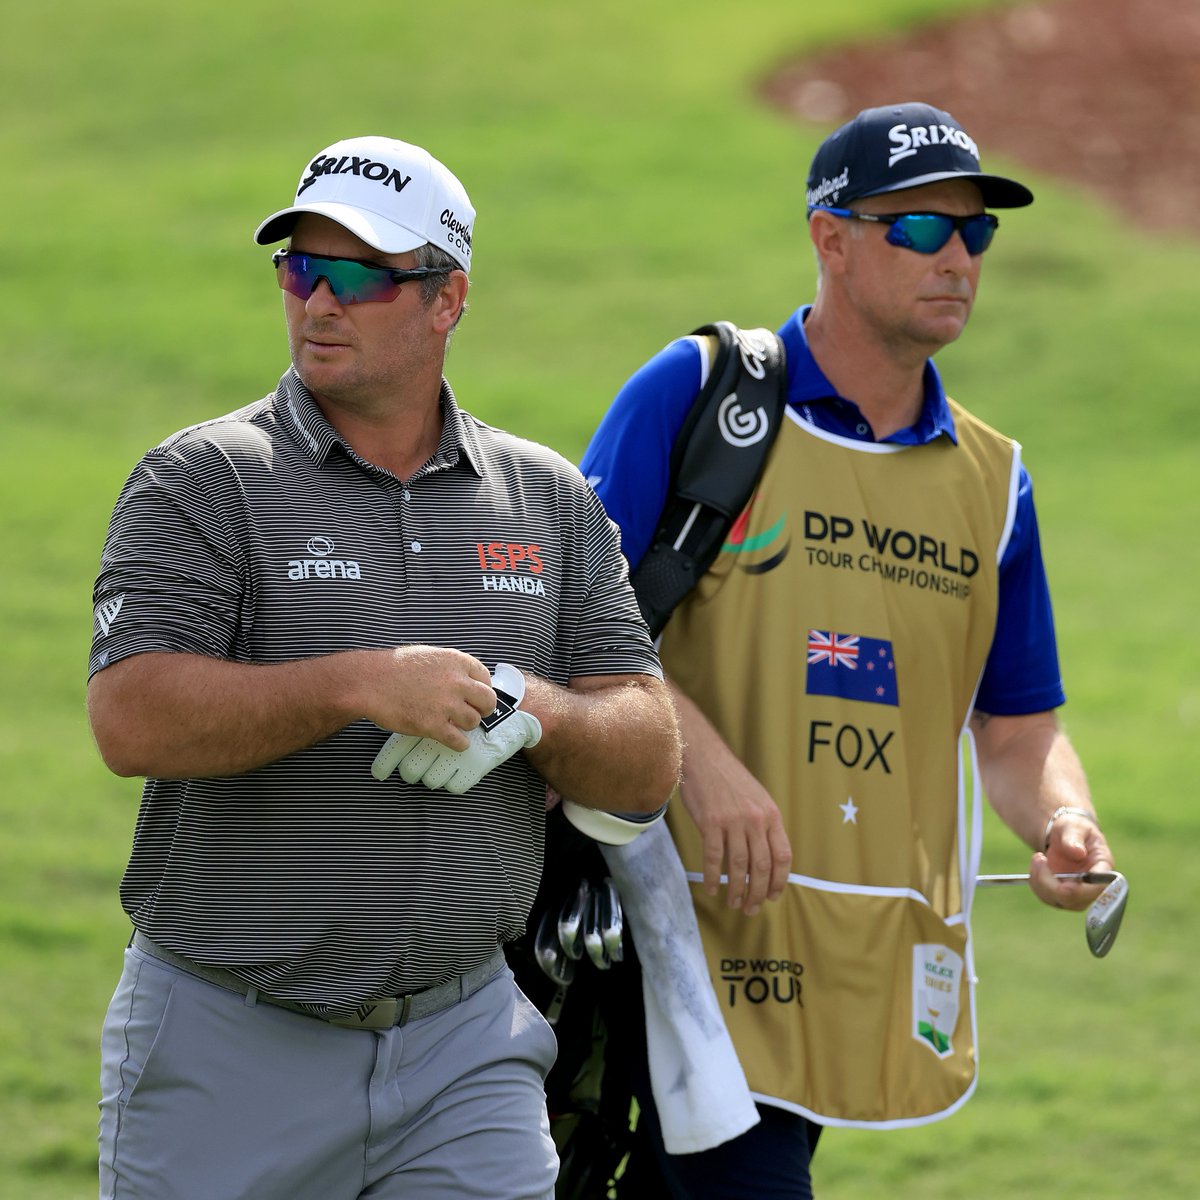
{"left": 87, "top": 652, "right": 367, "bottom": 779}
{"left": 88, "top": 644, "right": 498, "bottom": 780}
{"left": 972, "top": 710, "right": 1095, "bottom": 849}
{"left": 522, "top": 674, "right": 681, "bottom": 813}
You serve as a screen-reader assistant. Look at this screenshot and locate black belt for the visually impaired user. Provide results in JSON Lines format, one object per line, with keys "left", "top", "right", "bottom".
{"left": 131, "top": 931, "right": 507, "bottom": 1030}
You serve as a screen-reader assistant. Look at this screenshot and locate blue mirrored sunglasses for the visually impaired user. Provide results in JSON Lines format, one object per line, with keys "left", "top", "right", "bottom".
{"left": 808, "top": 206, "right": 999, "bottom": 255}
{"left": 272, "top": 250, "right": 450, "bottom": 304}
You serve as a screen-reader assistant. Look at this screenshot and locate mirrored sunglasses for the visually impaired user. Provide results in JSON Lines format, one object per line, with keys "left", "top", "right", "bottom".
{"left": 808, "top": 206, "right": 999, "bottom": 255}
{"left": 272, "top": 250, "right": 449, "bottom": 304}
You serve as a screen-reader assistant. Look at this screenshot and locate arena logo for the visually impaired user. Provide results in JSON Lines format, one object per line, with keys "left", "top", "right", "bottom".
{"left": 287, "top": 535, "right": 362, "bottom": 581}
{"left": 297, "top": 155, "right": 413, "bottom": 196}
{"left": 888, "top": 123, "right": 980, "bottom": 168}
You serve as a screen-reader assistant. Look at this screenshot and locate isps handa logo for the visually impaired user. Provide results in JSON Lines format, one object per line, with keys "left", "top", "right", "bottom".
{"left": 287, "top": 536, "right": 361, "bottom": 581}
{"left": 723, "top": 495, "right": 790, "bottom": 574}
{"left": 476, "top": 541, "right": 547, "bottom": 596}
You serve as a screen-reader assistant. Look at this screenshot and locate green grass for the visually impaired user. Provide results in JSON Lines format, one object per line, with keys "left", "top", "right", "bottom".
{"left": 3, "top": 0, "right": 1197, "bottom": 1195}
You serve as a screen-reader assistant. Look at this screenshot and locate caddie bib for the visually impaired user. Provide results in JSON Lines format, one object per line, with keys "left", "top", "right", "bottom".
{"left": 659, "top": 400, "right": 1019, "bottom": 1127}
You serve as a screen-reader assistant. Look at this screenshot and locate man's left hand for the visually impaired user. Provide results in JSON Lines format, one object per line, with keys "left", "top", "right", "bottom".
{"left": 372, "top": 663, "right": 542, "bottom": 793}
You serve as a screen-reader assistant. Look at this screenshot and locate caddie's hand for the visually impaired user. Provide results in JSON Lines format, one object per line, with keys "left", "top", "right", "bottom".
{"left": 673, "top": 690, "right": 791, "bottom": 916}
{"left": 1029, "top": 805, "right": 1115, "bottom": 912}
{"left": 680, "top": 763, "right": 790, "bottom": 916}
{"left": 372, "top": 663, "right": 542, "bottom": 792}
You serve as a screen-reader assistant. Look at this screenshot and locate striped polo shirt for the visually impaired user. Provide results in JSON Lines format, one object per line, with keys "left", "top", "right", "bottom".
{"left": 89, "top": 367, "right": 661, "bottom": 1016}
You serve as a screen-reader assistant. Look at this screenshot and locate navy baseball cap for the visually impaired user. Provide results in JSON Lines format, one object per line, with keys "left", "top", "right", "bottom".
{"left": 806, "top": 102, "right": 1033, "bottom": 211}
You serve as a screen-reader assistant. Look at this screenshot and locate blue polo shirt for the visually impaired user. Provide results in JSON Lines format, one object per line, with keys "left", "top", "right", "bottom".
{"left": 581, "top": 307, "right": 1065, "bottom": 715}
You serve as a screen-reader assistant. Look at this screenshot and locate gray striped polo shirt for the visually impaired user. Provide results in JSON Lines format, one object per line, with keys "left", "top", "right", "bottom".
{"left": 89, "top": 367, "right": 661, "bottom": 1015}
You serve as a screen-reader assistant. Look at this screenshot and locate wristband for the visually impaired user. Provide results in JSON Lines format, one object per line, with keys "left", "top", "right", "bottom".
{"left": 1042, "top": 805, "right": 1098, "bottom": 851}
{"left": 562, "top": 799, "right": 668, "bottom": 846}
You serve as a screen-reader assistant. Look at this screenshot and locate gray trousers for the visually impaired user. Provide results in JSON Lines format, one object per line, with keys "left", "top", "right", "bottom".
{"left": 99, "top": 943, "right": 559, "bottom": 1199}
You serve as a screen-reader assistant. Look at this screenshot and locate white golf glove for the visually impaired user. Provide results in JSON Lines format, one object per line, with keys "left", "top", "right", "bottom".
{"left": 371, "top": 662, "right": 542, "bottom": 794}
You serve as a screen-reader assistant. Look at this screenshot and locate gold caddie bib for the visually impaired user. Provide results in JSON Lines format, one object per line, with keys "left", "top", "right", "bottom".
{"left": 659, "top": 398, "right": 1019, "bottom": 1127}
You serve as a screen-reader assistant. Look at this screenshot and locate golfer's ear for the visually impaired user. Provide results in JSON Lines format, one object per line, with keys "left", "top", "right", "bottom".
{"left": 432, "top": 271, "right": 469, "bottom": 333}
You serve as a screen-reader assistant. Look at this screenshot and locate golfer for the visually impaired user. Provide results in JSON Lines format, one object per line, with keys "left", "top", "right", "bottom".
{"left": 580, "top": 102, "right": 1118, "bottom": 1198}
{"left": 87, "top": 134, "right": 680, "bottom": 1200}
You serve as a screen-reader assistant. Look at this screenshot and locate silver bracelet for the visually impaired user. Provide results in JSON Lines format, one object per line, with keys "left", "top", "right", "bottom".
{"left": 1042, "top": 805, "right": 1098, "bottom": 850}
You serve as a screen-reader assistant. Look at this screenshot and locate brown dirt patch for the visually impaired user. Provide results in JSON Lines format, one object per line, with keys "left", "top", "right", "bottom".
{"left": 759, "top": 0, "right": 1200, "bottom": 232}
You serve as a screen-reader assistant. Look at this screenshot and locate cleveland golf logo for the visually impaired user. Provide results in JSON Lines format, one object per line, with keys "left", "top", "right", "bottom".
{"left": 806, "top": 167, "right": 851, "bottom": 209}
{"left": 716, "top": 330, "right": 775, "bottom": 448}
{"left": 440, "top": 208, "right": 473, "bottom": 252}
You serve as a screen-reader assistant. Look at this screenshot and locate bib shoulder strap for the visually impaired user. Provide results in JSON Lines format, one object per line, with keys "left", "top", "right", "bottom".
{"left": 632, "top": 321, "right": 787, "bottom": 638}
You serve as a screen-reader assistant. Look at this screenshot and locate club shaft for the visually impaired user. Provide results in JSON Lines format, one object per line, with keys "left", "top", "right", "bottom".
{"left": 976, "top": 870, "right": 1118, "bottom": 886}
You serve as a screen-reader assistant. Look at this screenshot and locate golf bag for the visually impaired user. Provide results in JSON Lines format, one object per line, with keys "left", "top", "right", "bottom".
{"left": 505, "top": 322, "right": 787, "bottom": 1198}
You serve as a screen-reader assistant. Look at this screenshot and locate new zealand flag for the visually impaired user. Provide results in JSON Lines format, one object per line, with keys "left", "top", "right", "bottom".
{"left": 806, "top": 630, "right": 899, "bottom": 706}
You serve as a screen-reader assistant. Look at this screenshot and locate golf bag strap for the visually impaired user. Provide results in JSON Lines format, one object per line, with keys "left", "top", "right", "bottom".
{"left": 631, "top": 321, "right": 787, "bottom": 639}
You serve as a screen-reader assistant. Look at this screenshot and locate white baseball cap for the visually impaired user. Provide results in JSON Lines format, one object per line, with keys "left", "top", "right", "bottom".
{"left": 254, "top": 135, "right": 475, "bottom": 273}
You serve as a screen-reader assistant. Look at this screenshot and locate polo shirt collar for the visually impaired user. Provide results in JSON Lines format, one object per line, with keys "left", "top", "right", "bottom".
{"left": 778, "top": 306, "right": 958, "bottom": 446}
{"left": 436, "top": 379, "right": 484, "bottom": 477}
{"left": 276, "top": 367, "right": 483, "bottom": 476}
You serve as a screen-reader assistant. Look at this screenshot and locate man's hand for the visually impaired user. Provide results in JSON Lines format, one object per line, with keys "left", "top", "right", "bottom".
{"left": 971, "top": 710, "right": 1115, "bottom": 914}
{"left": 372, "top": 663, "right": 542, "bottom": 793}
{"left": 1029, "top": 806, "right": 1115, "bottom": 912}
{"left": 672, "top": 684, "right": 791, "bottom": 916}
{"left": 360, "top": 646, "right": 497, "bottom": 753}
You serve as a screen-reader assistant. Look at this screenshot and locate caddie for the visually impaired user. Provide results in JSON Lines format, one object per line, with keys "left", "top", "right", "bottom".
{"left": 87, "top": 133, "right": 680, "bottom": 1200}
{"left": 579, "top": 101, "right": 1119, "bottom": 1198}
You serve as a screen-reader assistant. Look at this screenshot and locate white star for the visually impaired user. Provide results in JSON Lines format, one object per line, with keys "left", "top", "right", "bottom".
{"left": 840, "top": 797, "right": 859, "bottom": 824}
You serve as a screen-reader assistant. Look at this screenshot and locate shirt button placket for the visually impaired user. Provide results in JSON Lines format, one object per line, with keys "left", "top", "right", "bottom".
{"left": 402, "top": 487, "right": 422, "bottom": 560}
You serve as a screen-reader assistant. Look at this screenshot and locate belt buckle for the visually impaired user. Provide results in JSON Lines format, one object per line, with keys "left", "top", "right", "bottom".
{"left": 329, "top": 995, "right": 411, "bottom": 1030}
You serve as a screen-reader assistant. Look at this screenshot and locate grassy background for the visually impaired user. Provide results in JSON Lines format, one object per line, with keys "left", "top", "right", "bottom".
{"left": 3, "top": 0, "right": 1197, "bottom": 1196}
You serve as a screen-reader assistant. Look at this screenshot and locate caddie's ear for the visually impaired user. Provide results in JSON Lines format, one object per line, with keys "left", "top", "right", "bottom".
{"left": 431, "top": 270, "right": 470, "bottom": 334}
{"left": 808, "top": 209, "right": 851, "bottom": 277}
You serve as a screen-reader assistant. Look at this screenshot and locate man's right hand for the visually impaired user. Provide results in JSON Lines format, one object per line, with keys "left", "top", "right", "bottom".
{"left": 671, "top": 684, "right": 792, "bottom": 916}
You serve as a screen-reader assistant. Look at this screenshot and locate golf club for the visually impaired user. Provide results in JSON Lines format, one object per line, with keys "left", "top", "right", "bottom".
{"left": 534, "top": 907, "right": 576, "bottom": 1024}
{"left": 583, "top": 885, "right": 611, "bottom": 971}
{"left": 556, "top": 878, "right": 589, "bottom": 961}
{"left": 599, "top": 877, "right": 624, "bottom": 963}
{"left": 976, "top": 870, "right": 1129, "bottom": 957}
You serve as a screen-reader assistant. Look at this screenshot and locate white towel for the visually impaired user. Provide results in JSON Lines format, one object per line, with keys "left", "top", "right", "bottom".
{"left": 601, "top": 821, "right": 760, "bottom": 1154}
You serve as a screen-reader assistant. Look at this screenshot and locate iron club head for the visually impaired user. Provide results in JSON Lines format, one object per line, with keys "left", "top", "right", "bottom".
{"left": 556, "top": 878, "right": 589, "bottom": 961}
{"left": 535, "top": 907, "right": 576, "bottom": 985}
{"left": 599, "top": 877, "right": 624, "bottom": 963}
{"left": 1084, "top": 872, "right": 1129, "bottom": 958}
{"left": 583, "top": 884, "right": 611, "bottom": 971}
{"left": 976, "top": 870, "right": 1129, "bottom": 958}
